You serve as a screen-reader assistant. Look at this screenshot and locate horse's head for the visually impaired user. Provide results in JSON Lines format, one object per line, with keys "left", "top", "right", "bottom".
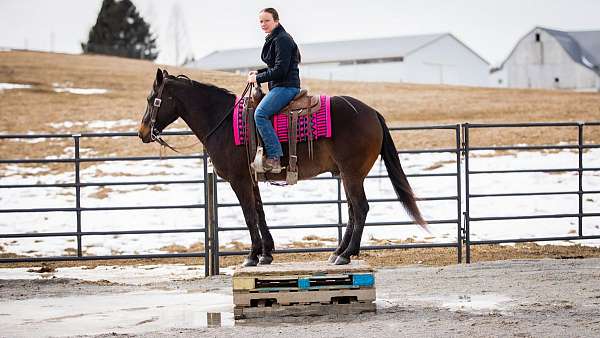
{"left": 138, "top": 68, "right": 181, "bottom": 143}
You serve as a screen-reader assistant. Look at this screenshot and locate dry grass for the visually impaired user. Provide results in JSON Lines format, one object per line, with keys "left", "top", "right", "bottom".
{"left": 1, "top": 50, "right": 599, "bottom": 164}
{"left": 3, "top": 243, "right": 600, "bottom": 269}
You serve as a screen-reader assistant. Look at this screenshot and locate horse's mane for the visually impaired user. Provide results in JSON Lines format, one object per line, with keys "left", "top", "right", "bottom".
{"left": 168, "top": 74, "right": 234, "bottom": 98}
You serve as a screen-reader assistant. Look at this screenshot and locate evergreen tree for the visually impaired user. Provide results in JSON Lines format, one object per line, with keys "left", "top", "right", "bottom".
{"left": 82, "top": 0, "right": 159, "bottom": 60}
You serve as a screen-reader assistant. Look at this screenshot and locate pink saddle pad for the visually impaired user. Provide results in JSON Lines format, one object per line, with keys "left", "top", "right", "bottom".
{"left": 233, "top": 95, "right": 331, "bottom": 146}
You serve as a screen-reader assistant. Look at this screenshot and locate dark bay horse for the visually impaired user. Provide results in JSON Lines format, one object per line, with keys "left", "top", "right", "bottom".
{"left": 138, "top": 68, "right": 427, "bottom": 266}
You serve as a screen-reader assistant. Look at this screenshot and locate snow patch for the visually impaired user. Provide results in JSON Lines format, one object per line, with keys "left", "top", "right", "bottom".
{"left": 48, "top": 119, "right": 138, "bottom": 131}
{"left": 0, "top": 83, "right": 32, "bottom": 91}
{"left": 53, "top": 87, "right": 108, "bottom": 95}
{"left": 1, "top": 148, "right": 599, "bottom": 257}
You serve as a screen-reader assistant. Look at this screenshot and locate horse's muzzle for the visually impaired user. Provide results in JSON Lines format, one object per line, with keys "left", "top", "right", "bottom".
{"left": 138, "top": 124, "right": 152, "bottom": 143}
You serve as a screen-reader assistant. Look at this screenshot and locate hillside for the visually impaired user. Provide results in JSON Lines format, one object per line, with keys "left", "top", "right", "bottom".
{"left": 1, "top": 50, "right": 599, "bottom": 161}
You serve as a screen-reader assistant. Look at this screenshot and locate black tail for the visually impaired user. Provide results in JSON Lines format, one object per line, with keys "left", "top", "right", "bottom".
{"left": 376, "top": 113, "right": 428, "bottom": 228}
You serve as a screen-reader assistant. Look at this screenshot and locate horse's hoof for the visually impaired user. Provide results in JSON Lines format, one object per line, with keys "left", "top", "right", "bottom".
{"left": 241, "top": 257, "right": 258, "bottom": 267}
{"left": 327, "top": 254, "right": 338, "bottom": 264}
{"left": 258, "top": 255, "right": 273, "bottom": 265}
{"left": 334, "top": 256, "right": 351, "bottom": 265}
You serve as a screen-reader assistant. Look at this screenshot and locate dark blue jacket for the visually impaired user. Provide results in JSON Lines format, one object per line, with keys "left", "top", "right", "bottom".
{"left": 256, "top": 24, "right": 301, "bottom": 89}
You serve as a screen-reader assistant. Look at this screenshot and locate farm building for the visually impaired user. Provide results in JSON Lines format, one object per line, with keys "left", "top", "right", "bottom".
{"left": 189, "top": 33, "right": 490, "bottom": 87}
{"left": 490, "top": 27, "right": 600, "bottom": 90}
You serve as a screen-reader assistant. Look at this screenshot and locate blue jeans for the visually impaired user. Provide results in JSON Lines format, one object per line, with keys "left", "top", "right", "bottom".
{"left": 254, "top": 86, "right": 300, "bottom": 159}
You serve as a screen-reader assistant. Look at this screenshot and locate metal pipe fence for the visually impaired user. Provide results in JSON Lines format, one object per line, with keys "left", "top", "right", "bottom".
{"left": 0, "top": 131, "right": 210, "bottom": 268}
{"left": 208, "top": 125, "right": 463, "bottom": 272}
{"left": 462, "top": 122, "right": 600, "bottom": 263}
{"left": 1, "top": 122, "right": 599, "bottom": 276}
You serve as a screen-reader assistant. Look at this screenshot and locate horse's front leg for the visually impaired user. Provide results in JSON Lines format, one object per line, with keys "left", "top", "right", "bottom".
{"left": 253, "top": 185, "right": 274, "bottom": 265}
{"left": 328, "top": 198, "right": 354, "bottom": 263}
{"left": 230, "top": 180, "right": 261, "bottom": 267}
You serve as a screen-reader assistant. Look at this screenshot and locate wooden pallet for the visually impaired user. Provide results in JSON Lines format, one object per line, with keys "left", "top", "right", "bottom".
{"left": 233, "top": 261, "right": 376, "bottom": 319}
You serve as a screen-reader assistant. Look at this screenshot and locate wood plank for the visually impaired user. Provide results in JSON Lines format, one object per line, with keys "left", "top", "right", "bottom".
{"left": 233, "top": 260, "right": 373, "bottom": 277}
{"left": 232, "top": 277, "right": 255, "bottom": 291}
{"left": 234, "top": 301, "right": 376, "bottom": 319}
{"left": 235, "top": 284, "right": 367, "bottom": 293}
{"left": 233, "top": 288, "right": 376, "bottom": 307}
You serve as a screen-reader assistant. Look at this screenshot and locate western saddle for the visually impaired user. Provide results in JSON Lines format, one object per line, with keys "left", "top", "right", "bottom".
{"left": 244, "top": 86, "right": 321, "bottom": 185}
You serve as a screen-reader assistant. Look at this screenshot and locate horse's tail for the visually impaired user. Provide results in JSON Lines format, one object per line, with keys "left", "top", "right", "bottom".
{"left": 376, "top": 112, "right": 429, "bottom": 231}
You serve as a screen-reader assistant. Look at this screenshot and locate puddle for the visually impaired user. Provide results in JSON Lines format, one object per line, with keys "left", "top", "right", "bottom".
{"left": 0, "top": 289, "right": 234, "bottom": 337}
{"left": 377, "top": 294, "right": 512, "bottom": 313}
{"left": 423, "top": 294, "right": 512, "bottom": 313}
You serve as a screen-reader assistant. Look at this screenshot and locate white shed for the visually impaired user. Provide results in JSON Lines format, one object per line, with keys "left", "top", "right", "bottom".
{"left": 491, "top": 27, "right": 600, "bottom": 90}
{"left": 189, "top": 33, "right": 490, "bottom": 87}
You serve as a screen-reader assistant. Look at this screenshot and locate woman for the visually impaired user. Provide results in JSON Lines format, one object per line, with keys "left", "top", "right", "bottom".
{"left": 247, "top": 7, "right": 301, "bottom": 173}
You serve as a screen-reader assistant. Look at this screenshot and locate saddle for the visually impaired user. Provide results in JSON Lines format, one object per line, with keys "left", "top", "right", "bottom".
{"left": 245, "top": 86, "right": 321, "bottom": 185}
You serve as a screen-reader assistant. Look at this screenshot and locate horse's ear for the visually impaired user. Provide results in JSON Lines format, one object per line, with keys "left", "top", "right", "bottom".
{"left": 155, "top": 68, "right": 163, "bottom": 87}
{"left": 162, "top": 69, "right": 169, "bottom": 77}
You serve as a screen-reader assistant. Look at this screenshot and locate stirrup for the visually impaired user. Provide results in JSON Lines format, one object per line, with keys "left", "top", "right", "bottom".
{"left": 251, "top": 147, "right": 266, "bottom": 173}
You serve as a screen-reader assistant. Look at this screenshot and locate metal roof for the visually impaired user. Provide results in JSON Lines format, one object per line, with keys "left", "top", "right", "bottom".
{"left": 190, "top": 33, "right": 476, "bottom": 70}
{"left": 497, "top": 27, "right": 600, "bottom": 74}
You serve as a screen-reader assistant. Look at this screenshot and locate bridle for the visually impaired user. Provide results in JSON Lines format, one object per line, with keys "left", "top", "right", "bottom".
{"left": 146, "top": 76, "right": 253, "bottom": 152}
{"left": 148, "top": 78, "right": 168, "bottom": 143}
{"left": 147, "top": 75, "right": 195, "bottom": 153}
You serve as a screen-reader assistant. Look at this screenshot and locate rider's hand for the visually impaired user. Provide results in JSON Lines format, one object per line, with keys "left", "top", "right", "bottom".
{"left": 247, "top": 73, "right": 257, "bottom": 84}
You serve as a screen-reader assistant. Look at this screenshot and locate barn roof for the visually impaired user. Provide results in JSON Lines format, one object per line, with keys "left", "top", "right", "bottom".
{"left": 189, "top": 33, "right": 489, "bottom": 70}
{"left": 495, "top": 27, "right": 600, "bottom": 74}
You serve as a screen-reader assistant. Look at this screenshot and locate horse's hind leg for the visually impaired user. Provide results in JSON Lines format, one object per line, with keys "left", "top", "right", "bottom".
{"left": 335, "top": 178, "right": 369, "bottom": 265}
{"left": 230, "top": 180, "right": 261, "bottom": 267}
{"left": 253, "top": 185, "right": 274, "bottom": 265}
{"left": 328, "top": 198, "right": 354, "bottom": 263}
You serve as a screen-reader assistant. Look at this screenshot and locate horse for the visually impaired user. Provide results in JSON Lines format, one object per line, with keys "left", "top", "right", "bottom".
{"left": 138, "top": 68, "right": 427, "bottom": 266}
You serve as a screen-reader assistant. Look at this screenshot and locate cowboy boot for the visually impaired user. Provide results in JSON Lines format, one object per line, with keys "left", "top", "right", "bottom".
{"left": 264, "top": 158, "right": 283, "bottom": 173}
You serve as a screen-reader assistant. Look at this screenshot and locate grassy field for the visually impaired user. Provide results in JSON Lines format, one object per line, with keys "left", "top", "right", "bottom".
{"left": 1, "top": 50, "right": 599, "bottom": 162}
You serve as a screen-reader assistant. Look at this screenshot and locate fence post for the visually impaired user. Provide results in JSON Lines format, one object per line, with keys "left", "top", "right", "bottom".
{"left": 203, "top": 151, "right": 210, "bottom": 277}
{"left": 455, "top": 124, "right": 462, "bottom": 263}
{"left": 337, "top": 176, "right": 343, "bottom": 244}
{"left": 73, "top": 134, "right": 82, "bottom": 257}
{"left": 462, "top": 124, "right": 471, "bottom": 263}
{"left": 578, "top": 123, "right": 584, "bottom": 237}
{"left": 206, "top": 168, "right": 219, "bottom": 276}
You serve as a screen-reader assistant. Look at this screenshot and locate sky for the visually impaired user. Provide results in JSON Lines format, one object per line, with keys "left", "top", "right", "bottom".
{"left": 0, "top": 0, "right": 599, "bottom": 66}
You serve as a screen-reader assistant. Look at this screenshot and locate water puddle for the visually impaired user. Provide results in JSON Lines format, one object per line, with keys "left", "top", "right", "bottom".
{"left": 421, "top": 294, "right": 512, "bottom": 313}
{"left": 0, "top": 289, "right": 234, "bottom": 337}
{"left": 378, "top": 294, "right": 512, "bottom": 314}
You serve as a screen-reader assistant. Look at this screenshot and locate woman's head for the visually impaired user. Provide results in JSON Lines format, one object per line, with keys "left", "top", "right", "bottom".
{"left": 259, "top": 8, "right": 279, "bottom": 34}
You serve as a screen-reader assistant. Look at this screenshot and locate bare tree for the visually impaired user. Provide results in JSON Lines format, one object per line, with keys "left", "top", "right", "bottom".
{"left": 166, "top": 2, "right": 194, "bottom": 66}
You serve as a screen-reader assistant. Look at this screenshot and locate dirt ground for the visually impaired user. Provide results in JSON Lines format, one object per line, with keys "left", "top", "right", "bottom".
{"left": 1, "top": 258, "right": 600, "bottom": 337}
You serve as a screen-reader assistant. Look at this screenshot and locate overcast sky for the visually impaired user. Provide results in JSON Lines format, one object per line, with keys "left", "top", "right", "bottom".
{"left": 1, "top": 0, "right": 599, "bottom": 66}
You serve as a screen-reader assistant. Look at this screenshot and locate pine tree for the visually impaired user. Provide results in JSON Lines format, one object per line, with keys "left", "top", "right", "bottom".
{"left": 82, "top": 0, "right": 159, "bottom": 60}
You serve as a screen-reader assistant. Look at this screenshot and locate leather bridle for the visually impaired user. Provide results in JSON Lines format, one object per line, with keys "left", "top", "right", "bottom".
{"left": 146, "top": 76, "right": 253, "bottom": 152}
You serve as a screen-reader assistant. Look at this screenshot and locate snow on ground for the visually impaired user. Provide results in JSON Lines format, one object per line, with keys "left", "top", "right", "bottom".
{"left": 0, "top": 83, "right": 32, "bottom": 91}
{"left": 1, "top": 143, "right": 599, "bottom": 258}
{"left": 0, "top": 264, "right": 233, "bottom": 284}
{"left": 48, "top": 119, "right": 138, "bottom": 131}
{"left": 52, "top": 83, "right": 108, "bottom": 95}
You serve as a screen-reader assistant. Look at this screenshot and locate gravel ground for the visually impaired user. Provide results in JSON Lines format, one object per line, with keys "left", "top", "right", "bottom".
{"left": 2, "top": 258, "right": 600, "bottom": 337}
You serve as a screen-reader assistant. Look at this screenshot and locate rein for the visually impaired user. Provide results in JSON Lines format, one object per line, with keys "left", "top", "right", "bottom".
{"left": 149, "top": 76, "right": 252, "bottom": 153}
{"left": 204, "top": 82, "right": 252, "bottom": 142}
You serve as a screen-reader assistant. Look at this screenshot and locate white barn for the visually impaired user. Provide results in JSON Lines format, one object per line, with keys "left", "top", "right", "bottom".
{"left": 189, "top": 33, "right": 490, "bottom": 87}
{"left": 491, "top": 27, "right": 600, "bottom": 90}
